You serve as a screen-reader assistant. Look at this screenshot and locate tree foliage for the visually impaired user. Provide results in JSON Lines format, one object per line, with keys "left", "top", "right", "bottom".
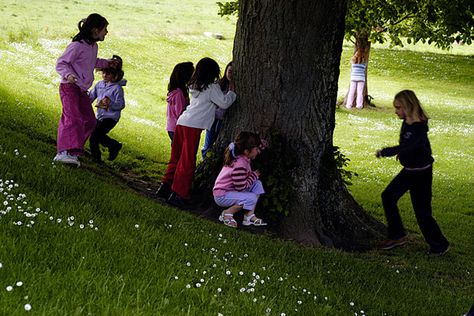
{"left": 217, "top": 0, "right": 474, "bottom": 48}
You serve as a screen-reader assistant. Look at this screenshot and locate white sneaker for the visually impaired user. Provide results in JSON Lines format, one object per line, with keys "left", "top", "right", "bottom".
{"left": 53, "top": 151, "right": 80, "bottom": 167}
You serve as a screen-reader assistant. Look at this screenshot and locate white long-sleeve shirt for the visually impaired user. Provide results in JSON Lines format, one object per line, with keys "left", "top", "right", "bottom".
{"left": 177, "top": 83, "right": 236, "bottom": 130}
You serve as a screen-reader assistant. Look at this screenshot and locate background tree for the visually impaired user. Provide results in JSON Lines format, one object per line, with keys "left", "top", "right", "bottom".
{"left": 195, "top": 0, "right": 385, "bottom": 249}
{"left": 218, "top": 0, "right": 474, "bottom": 107}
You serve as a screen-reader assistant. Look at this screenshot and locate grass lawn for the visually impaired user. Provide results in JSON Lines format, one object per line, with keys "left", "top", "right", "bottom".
{"left": 0, "top": 0, "right": 473, "bottom": 315}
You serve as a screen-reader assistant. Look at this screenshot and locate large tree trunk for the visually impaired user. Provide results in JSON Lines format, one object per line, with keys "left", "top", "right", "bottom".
{"left": 195, "top": 0, "right": 384, "bottom": 249}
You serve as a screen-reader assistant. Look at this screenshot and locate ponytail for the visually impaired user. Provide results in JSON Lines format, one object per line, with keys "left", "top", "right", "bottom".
{"left": 72, "top": 13, "right": 108, "bottom": 43}
{"left": 223, "top": 132, "right": 262, "bottom": 166}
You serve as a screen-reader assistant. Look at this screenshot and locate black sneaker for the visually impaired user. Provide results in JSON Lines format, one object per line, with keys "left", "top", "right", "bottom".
{"left": 108, "top": 143, "right": 122, "bottom": 161}
{"left": 167, "top": 192, "right": 189, "bottom": 209}
{"left": 156, "top": 182, "right": 171, "bottom": 199}
{"left": 463, "top": 304, "right": 474, "bottom": 316}
{"left": 427, "top": 245, "right": 450, "bottom": 257}
{"left": 92, "top": 156, "right": 104, "bottom": 164}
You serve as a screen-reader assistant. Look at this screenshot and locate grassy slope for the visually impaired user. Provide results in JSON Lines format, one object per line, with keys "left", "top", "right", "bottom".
{"left": 1, "top": 0, "right": 473, "bottom": 315}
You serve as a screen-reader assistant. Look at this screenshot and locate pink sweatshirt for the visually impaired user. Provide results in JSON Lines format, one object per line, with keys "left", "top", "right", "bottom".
{"left": 56, "top": 40, "right": 109, "bottom": 92}
{"left": 213, "top": 155, "right": 259, "bottom": 197}
{"left": 166, "top": 88, "right": 188, "bottom": 132}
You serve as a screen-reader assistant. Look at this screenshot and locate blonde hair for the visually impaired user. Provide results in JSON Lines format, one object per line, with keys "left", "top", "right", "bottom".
{"left": 351, "top": 48, "right": 368, "bottom": 64}
{"left": 394, "top": 90, "right": 429, "bottom": 122}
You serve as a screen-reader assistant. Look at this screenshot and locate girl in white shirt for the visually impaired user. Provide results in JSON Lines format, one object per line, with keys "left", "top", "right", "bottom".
{"left": 158, "top": 57, "right": 237, "bottom": 207}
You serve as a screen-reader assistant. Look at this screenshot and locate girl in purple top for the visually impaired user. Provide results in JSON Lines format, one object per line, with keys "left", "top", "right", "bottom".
{"left": 166, "top": 62, "right": 194, "bottom": 144}
{"left": 54, "top": 13, "right": 115, "bottom": 167}
{"left": 213, "top": 131, "right": 267, "bottom": 228}
{"left": 89, "top": 55, "right": 126, "bottom": 163}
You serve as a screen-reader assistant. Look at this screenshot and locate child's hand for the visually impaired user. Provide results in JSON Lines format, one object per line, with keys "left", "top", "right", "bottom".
{"left": 108, "top": 57, "right": 122, "bottom": 69}
{"left": 102, "top": 96, "right": 111, "bottom": 108}
{"left": 66, "top": 74, "right": 77, "bottom": 84}
{"left": 254, "top": 170, "right": 261, "bottom": 177}
{"left": 96, "top": 97, "right": 110, "bottom": 110}
{"left": 228, "top": 80, "right": 235, "bottom": 92}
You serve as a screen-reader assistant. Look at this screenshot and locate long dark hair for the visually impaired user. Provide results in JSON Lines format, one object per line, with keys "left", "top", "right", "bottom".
{"left": 224, "top": 132, "right": 262, "bottom": 166}
{"left": 168, "top": 62, "right": 194, "bottom": 98}
{"left": 219, "top": 61, "right": 232, "bottom": 92}
{"left": 188, "top": 57, "right": 220, "bottom": 92}
{"left": 72, "top": 13, "right": 108, "bottom": 43}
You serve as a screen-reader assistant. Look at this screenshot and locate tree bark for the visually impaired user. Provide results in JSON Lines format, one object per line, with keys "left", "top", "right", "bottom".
{"left": 195, "top": 0, "right": 384, "bottom": 249}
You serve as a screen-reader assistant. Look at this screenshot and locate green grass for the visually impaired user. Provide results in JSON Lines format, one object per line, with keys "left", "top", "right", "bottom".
{"left": 1, "top": 0, "right": 473, "bottom": 315}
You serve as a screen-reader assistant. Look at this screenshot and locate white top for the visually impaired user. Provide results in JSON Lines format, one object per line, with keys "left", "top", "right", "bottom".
{"left": 177, "top": 83, "right": 236, "bottom": 130}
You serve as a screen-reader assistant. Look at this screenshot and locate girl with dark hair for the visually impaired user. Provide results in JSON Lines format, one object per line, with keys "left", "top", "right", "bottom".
{"left": 376, "top": 90, "right": 450, "bottom": 255}
{"left": 201, "top": 61, "right": 234, "bottom": 159}
{"left": 157, "top": 57, "right": 236, "bottom": 207}
{"left": 55, "top": 13, "right": 116, "bottom": 166}
{"left": 166, "top": 62, "right": 194, "bottom": 143}
{"left": 213, "top": 131, "right": 267, "bottom": 228}
{"left": 89, "top": 55, "right": 127, "bottom": 163}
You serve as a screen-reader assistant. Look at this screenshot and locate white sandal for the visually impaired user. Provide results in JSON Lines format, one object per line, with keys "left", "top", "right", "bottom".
{"left": 218, "top": 211, "right": 237, "bottom": 228}
{"left": 242, "top": 214, "right": 267, "bottom": 226}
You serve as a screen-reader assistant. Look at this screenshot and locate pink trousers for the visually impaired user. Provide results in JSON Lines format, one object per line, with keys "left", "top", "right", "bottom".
{"left": 346, "top": 80, "right": 365, "bottom": 109}
{"left": 57, "top": 83, "right": 96, "bottom": 155}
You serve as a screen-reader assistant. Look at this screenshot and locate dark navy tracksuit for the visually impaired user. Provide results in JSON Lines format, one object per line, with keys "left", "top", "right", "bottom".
{"left": 380, "top": 120, "right": 449, "bottom": 253}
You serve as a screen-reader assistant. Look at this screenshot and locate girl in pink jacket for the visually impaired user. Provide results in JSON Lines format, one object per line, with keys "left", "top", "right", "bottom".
{"left": 213, "top": 132, "right": 267, "bottom": 228}
{"left": 165, "top": 62, "right": 194, "bottom": 144}
{"left": 54, "top": 13, "right": 115, "bottom": 167}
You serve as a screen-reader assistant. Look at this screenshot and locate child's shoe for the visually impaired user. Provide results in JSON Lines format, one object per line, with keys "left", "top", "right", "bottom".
{"left": 53, "top": 151, "right": 80, "bottom": 167}
{"left": 156, "top": 182, "right": 171, "bottom": 199}
{"left": 108, "top": 143, "right": 122, "bottom": 161}
{"left": 219, "top": 211, "right": 237, "bottom": 228}
{"left": 167, "top": 192, "right": 189, "bottom": 209}
{"left": 379, "top": 236, "right": 407, "bottom": 250}
{"left": 242, "top": 214, "right": 267, "bottom": 226}
{"left": 427, "top": 245, "right": 450, "bottom": 257}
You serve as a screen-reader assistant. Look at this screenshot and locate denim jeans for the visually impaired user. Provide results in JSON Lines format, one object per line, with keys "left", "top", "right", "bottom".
{"left": 201, "top": 119, "right": 223, "bottom": 159}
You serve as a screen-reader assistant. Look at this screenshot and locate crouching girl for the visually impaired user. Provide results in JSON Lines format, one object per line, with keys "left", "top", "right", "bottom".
{"left": 213, "top": 131, "right": 267, "bottom": 228}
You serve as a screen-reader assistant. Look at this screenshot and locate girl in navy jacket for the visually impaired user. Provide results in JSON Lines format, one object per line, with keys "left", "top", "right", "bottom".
{"left": 376, "top": 90, "right": 449, "bottom": 255}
